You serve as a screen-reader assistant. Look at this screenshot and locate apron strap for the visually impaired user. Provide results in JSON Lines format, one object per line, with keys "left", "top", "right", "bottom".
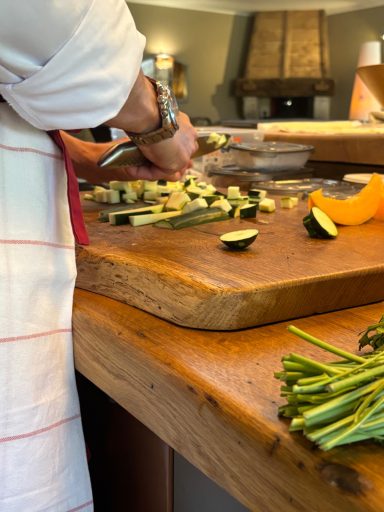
{"left": 49, "top": 131, "right": 89, "bottom": 245}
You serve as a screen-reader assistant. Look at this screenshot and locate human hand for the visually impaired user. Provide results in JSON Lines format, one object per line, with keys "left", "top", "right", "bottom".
{"left": 138, "top": 111, "right": 198, "bottom": 175}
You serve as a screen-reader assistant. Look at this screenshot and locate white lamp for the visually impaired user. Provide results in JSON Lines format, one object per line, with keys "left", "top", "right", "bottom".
{"left": 349, "top": 41, "right": 382, "bottom": 121}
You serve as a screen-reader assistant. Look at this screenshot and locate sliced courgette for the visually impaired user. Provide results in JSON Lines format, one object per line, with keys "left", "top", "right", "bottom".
{"left": 129, "top": 210, "right": 181, "bottom": 227}
{"left": 219, "top": 229, "right": 259, "bottom": 250}
{"left": 303, "top": 206, "right": 338, "bottom": 239}
{"left": 239, "top": 203, "right": 258, "bottom": 218}
{"left": 108, "top": 204, "right": 164, "bottom": 225}
{"left": 154, "top": 207, "right": 229, "bottom": 229}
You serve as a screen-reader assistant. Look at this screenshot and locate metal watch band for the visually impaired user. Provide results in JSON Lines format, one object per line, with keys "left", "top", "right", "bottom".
{"left": 126, "top": 78, "right": 179, "bottom": 146}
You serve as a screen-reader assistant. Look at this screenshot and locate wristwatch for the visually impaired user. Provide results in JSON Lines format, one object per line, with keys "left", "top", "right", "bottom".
{"left": 126, "top": 78, "right": 179, "bottom": 145}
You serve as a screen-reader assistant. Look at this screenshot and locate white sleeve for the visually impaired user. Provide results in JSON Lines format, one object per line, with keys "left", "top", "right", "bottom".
{"left": 0, "top": 0, "right": 146, "bottom": 130}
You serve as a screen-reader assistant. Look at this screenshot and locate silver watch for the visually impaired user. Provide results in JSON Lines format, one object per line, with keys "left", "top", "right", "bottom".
{"left": 126, "top": 78, "right": 179, "bottom": 145}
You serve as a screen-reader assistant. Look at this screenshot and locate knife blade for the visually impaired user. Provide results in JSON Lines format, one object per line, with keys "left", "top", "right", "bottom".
{"left": 97, "top": 134, "right": 230, "bottom": 168}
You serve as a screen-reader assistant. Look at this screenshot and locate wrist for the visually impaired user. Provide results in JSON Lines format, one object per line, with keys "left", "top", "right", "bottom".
{"left": 126, "top": 79, "right": 179, "bottom": 146}
{"left": 105, "top": 72, "right": 161, "bottom": 134}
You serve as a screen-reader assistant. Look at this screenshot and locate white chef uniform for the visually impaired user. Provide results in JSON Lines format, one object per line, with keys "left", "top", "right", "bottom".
{"left": 0, "top": 1, "right": 145, "bottom": 510}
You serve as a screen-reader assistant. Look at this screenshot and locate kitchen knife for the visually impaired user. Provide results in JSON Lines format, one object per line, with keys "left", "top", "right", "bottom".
{"left": 97, "top": 134, "right": 230, "bottom": 168}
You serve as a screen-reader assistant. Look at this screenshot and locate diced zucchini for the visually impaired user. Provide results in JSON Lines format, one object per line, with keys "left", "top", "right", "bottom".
{"left": 165, "top": 191, "right": 191, "bottom": 211}
{"left": 144, "top": 180, "right": 158, "bottom": 192}
{"left": 200, "top": 194, "right": 222, "bottom": 205}
{"left": 182, "top": 197, "right": 208, "bottom": 214}
{"left": 209, "top": 198, "right": 233, "bottom": 213}
{"left": 249, "top": 189, "right": 267, "bottom": 200}
{"left": 228, "top": 196, "right": 249, "bottom": 207}
{"left": 129, "top": 210, "right": 181, "bottom": 227}
{"left": 220, "top": 229, "right": 259, "bottom": 250}
{"left": 280, "top": 196, "right": 299, "bottom": 209}
{"left": 239, "top": 203, "right": 258, "bottom": 218}
{"left": 259, "top": 198, "right": 276, "bottom": 212}
{"left": 108, "top": 204, "right": 164, "bottom": 225}
{"left": 227, "top": 186, "right": 241, "bottom": 199}
{"left": 155, "top": 207, "right": 229, "bottom": 229}
{"left": 143, "top": 190, "right": 158, "bottom": 201}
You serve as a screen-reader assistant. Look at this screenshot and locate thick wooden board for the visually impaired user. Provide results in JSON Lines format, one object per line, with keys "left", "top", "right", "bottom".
{"left": 73, "top": 291, "right": 384, "bottom": 512}
{"left": 76, "top": 196, "right": 384, "bottom": 330}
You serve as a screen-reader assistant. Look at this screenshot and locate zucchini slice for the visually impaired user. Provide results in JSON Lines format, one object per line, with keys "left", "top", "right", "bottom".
{"left": 220, "top": 229, "right": 259, "bottom": 250}
{"left": 303, "top": 206, "right": 338, "bottom": 239}
{"left": 108, "top": 204, "right": 164, "bottom": 225}
{"left": 155, "top": 207, "right": 229, "bottom": 229}
{"left": 129, "top": 210, "right": 180, "bottom": 227}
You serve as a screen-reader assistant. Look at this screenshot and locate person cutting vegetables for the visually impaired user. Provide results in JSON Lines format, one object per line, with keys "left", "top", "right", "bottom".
{"left": 0, "top": 1, "right": 197, "bottom": 510}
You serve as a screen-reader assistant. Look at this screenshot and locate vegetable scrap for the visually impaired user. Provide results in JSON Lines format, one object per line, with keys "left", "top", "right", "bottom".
{"left": 275, "top": 318, "right": 384, "bottom": 451}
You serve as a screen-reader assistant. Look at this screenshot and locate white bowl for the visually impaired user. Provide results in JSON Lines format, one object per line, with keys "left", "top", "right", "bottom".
{"left": 229, "top": 141, "right": 314, "bottom": 171}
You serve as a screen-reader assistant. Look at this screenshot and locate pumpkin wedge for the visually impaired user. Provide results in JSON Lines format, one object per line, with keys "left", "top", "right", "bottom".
{"left": 309, "top": 173, "right": 383, "bottom": 225}
{"left": 374, "top": 188, "right": 384, "bottom": 221}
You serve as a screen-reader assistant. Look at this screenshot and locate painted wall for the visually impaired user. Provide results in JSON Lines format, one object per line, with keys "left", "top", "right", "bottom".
{"left": 328, "top": 6, "right": 384, "bottom": 120}
{"left": 127, "top": 3, "right": 384, "bottom": 122}
{"left": 128, "top": 2, "right": 252, "bottom": 123}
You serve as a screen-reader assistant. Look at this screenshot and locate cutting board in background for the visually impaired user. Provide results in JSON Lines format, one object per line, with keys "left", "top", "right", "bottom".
{"left": 76, "top": 197, "right": 384, "bottom": 330}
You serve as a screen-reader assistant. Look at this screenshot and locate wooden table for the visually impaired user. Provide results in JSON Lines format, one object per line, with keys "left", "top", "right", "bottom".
{"left": 73, "top": 291, "right": 384, "bottom": 512}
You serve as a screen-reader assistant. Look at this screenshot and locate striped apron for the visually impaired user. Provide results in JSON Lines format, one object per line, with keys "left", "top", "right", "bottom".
{"left": 0, "top": 101, "right": 93, "bottom": 511}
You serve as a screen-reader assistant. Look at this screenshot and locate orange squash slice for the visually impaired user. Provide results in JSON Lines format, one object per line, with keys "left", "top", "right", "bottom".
{"left": 374, "top": 188, "right": 384, "bottom": 221}
{"left": 309, "top": 173, "right": 383, "bottom": 225}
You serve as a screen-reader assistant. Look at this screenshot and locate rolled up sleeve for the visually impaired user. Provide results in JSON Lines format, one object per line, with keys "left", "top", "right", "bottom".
{"left": 0, "top": 0, "right": 145, "bottom": 130}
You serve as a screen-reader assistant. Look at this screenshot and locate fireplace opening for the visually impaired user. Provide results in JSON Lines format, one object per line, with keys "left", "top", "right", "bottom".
{"left": 269, "top": 96, "right": 314, "bottom": 119}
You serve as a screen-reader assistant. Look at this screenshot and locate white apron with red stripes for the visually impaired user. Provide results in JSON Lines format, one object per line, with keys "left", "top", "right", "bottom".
{"left": 0, "top": 103, "right": 93, "bottom": 511}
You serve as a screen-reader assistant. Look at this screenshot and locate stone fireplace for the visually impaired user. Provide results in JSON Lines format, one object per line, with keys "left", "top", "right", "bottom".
{"left": 235, "top": 10, "right": 335, "bottom": 120}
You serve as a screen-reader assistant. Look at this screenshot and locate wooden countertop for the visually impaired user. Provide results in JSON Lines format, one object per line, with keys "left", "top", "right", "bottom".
{"left": 76, "top": 197, "right": 384, "bottom": 330}
{"left": 263, "top": 130, "right": 384, "bottom": 167}
{"left": 73, "top": 290, "right": 384, "bottom": 512}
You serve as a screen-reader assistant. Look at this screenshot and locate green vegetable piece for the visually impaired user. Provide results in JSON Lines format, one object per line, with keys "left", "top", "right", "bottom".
{"left": 219, "top": 229, "right": 259, "bottom": 250}
{"left": 155, "top": 207, "right": 229, "bottom": 229}
{"left": 303, "top": 206, "right": 338, "bottom": 239}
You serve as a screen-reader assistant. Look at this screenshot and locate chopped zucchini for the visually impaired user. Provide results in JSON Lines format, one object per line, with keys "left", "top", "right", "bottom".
{"left": 249, "top": 189, "right": 267, "bottom": 200}
{"left": 129, "top": 210, "right": 181, "bottom": 227}
{"left": 228, "top": 196, "right": 249, "bottom": 207}
{"left": 239, "top": 203, "right": 258, "bottom": 218}
{"left": 200, "top": 194, "right": 222, "bottom": 206}
{"left": 165, "top": 191, "right": 191, "bottom": 211}
{"left": 182, "top": 197, "right": 208, "bottom": 214}
{"left": 280, "top": 196, "right": 299, "bottom": 209}
{"left": 227, "top": 186, "right": 241, "bottom": 199}
{"left": 303, "top": 206, "right": 338, "bottom": 239}
{"left": 259, "top": 198, "right": 276, "bottom": 212}
{"left": 220, "top": 229, "right": 259, "bottom": 250}
{"left": 209, "top": 198, "right": 233, "bottom": 213}
{"left": 154, "top": 207, "right": 229, "bottom": 229}
{"left": 108, "top": 204, "right": 164, "bottom": 225}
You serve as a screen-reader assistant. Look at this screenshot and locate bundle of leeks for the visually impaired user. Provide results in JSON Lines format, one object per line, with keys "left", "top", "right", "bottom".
{"left": 275, "top": 317, "right": 384, "bottom": 451}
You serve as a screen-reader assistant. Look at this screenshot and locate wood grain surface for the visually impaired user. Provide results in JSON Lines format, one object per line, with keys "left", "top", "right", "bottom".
{"left": 264, "top": 131, "right": 384, "bottom": 166}
{"left": 76, "top": 196, "right": 384, "bottom": 330}
{"left": 73, "top": 290, "right": 384, "bottom": 512}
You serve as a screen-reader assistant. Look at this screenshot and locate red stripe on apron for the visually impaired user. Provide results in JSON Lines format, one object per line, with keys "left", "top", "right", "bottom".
{"left": 49, "top": 131, "right": 89, "bottom": 246}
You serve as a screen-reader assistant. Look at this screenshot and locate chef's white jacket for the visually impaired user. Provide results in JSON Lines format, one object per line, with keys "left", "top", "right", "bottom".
{"left": 0, "top": 0, "right": 146, "bottom": 130}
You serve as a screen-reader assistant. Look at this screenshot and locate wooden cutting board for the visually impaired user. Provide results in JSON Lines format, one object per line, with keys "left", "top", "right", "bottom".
{"left": 76, "top": 196, "right": 384, "bottom": 330}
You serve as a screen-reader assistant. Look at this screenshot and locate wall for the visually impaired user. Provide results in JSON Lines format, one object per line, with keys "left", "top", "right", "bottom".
{"left": 328, "top": 6, "right": 384, "bottom": 120}
{"left": 127, "top": 3, "right": 384, "bottom": 122}
{"left": 127, "top": 2, "right": 252, "bottom": 123}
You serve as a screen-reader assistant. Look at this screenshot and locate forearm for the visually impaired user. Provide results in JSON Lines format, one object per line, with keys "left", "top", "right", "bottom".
{"left": 60, "top": 131, "right": 125, "bottom": 183}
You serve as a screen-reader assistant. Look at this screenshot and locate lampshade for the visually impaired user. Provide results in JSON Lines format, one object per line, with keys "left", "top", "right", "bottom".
{"left": 349, "top": 41, "right": 382, "bottom": 121}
